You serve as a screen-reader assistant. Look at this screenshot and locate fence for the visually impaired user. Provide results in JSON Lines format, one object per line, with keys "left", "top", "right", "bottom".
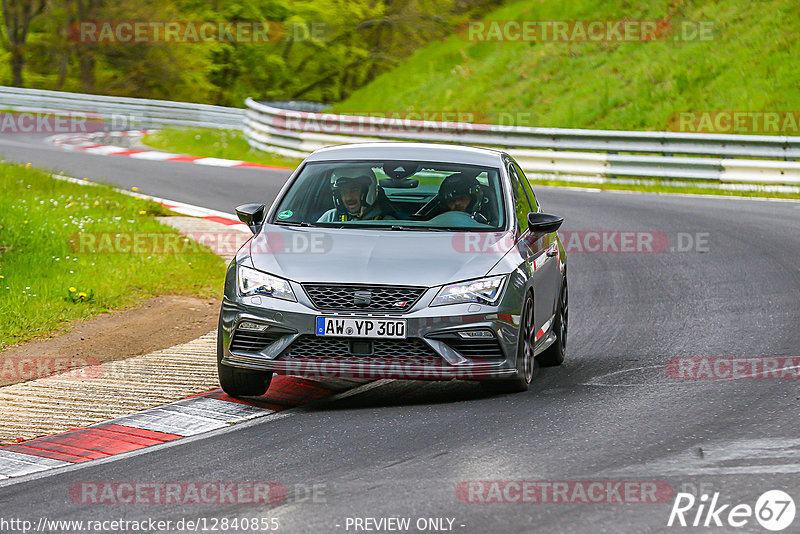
{"left": 1, "top": 86, "right": 244, "bottom": 130}
{"left": 243, "top": 98, "right": 800, "bottom": 184}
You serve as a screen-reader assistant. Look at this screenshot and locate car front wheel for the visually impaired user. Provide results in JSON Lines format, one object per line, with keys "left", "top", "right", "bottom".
{"left": 480, "top": 293, "right": 536, "bottom": 394}
{"left": 216, "top": 313, "right": 273, "bottom": 397}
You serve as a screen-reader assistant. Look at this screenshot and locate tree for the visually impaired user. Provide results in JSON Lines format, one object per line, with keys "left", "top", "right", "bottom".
{"left": 1, "top": 0, "right": 48, "bottom": 86}
{"left": 62, "top": 0, "right": 103, "bottom": 92}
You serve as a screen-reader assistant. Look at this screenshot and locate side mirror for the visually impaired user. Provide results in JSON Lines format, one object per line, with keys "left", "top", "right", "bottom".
{"left": 235, "top": 203, "right": 266, "bottom": 234}
{"left": 527, "top": 212, "right": 564, "bottom": 234}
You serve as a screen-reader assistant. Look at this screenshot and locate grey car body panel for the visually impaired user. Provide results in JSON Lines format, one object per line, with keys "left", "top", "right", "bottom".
{"left": 221, "top": 142, "right": 566, "bottom": 381}
{"left": 248, "top": 226, "right": 515, "bottom": 287}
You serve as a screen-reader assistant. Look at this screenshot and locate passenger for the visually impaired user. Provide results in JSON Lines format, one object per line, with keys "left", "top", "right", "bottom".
{"left": 437, "top": 173, "right": 485, "bottom": 219}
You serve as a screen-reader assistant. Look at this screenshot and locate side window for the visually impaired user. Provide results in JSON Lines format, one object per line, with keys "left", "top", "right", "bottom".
{"left": 507, "top": 163, "right": 534, "bottom": 231}
{"left": 513, "top": 162, "right": 539, "bottom": 212}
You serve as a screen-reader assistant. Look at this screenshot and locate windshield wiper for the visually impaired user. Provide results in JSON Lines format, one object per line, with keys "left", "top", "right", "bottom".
{"left": 273, "top": 221, "right": 315, "bottom": 227}
{"left": 388, "top": 225, "right": 448, "bottom": 231}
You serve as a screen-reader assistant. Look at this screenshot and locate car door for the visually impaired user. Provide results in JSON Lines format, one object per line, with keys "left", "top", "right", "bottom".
{"left": 507, "top": 161, "right": 560, "bottom": 340}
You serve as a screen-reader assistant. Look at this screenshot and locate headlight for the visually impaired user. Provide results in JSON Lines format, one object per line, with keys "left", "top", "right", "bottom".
{"left": 237, "top": 265, "right": 296, "bottom": 302}
{"left": 430, "top": 275, "right": 507, "bottom": 307}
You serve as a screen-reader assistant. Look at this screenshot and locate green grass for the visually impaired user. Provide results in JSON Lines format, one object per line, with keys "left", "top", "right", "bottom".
{"left": 334, "top": 0, "right": 800, "bottom": 132}
{"left": 530, "top": 179, "right": 800, "bottom": 199}
{"left": 0, "top": 163, "right": 226, "bottom": 349}
{"left": 142, "top": 128, "right": 302, "bottom": 169}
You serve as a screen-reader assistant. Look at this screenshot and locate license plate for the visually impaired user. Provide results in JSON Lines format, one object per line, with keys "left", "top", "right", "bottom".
{"left": 315, "top": 317, "right": 407, "bottom": 339}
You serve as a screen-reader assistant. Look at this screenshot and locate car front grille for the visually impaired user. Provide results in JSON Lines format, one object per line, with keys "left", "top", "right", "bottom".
{"left": 301, "top": 284, "right": 426, "bottom": 313}
{"left": 441, "top": 338, "right": 506, "bottom": 361}
{"left": 277, "top": 335, "right": 443, "bottom": 366}
{"left": 229, "top": 330, "right": 281, "bottom": 353}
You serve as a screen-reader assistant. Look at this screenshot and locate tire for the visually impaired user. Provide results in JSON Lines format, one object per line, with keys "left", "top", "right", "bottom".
{"left": 216, "top": 312, "right": 273, "bottom": 397}
{"left": 538, "top": 275, "right": 568, "bottom": 367}
{"left": 481, "top": 293, "right": 537, "bottom": 394}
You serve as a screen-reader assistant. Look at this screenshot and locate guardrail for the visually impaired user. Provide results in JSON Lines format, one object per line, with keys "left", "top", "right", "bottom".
{"left": 244, "top": 99, "right": 800, "bottom": 184}
{"left": 0, "top": 86, "right": 244, "bottom": 130}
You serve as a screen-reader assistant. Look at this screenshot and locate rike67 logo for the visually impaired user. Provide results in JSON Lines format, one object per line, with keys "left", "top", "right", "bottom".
{"left": 668, "top": 490, "right": 796, "bottom": 531}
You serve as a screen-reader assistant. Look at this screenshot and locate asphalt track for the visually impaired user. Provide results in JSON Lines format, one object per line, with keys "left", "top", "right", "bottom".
{"left": 2, "top": 134, "right": 800, "bottom": 533}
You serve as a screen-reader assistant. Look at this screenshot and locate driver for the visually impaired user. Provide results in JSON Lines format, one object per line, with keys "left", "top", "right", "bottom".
{"left": 437, "top": 173, "right": 486, "bottom": 220}
{"left": 318, "top": 174, "right": 384, "bottom": 222}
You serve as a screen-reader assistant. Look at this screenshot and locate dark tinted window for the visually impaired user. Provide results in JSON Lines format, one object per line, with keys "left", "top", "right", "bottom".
{"left": 507, "top": 163, "right": 534, "bottom": 231}
{"left": 513, "top": 162, "right": 539, "bottom": 212}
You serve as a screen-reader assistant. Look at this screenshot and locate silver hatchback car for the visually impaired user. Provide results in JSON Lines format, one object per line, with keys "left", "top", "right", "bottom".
{"left": 217, "top": 143, "right": 567, "bottom": 395}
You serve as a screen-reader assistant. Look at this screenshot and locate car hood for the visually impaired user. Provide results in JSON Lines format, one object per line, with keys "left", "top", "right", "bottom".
{"left": 247, "top": 225, "right": 513, "bottom": 287}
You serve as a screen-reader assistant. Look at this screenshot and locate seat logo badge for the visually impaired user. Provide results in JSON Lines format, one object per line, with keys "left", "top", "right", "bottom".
{"left": 354, "top": 290, "right": 371, "bottom": 306}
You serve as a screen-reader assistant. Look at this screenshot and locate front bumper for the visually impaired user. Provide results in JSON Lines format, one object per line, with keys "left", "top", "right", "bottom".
{"left": 219, "top": 275, "right": 526, "bottom": 382}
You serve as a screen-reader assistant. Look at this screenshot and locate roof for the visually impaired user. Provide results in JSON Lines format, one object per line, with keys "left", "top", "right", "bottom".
{"left": 304, "top": 142, "right": 507, "bottom": 167}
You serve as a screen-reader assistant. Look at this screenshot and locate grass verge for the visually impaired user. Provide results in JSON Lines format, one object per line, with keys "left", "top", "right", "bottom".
{"left": 333, "top": 0, "right": 800, "bottom": 133}
{"left": 0, "top": 162, "right": 226, "bottom": 349}
{"left": 530, "top": 178, "right": 800, "bottom": 199}
{"left": 142, "top": 128, "right": 302, "bottom": 169}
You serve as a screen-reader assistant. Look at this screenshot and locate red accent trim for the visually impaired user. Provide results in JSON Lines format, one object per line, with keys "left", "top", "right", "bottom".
{"left": 199, "top": 390, "right": 285, "bottom": 411}
{"left": 12, "top": 440, "right": 111, "bottom": 460}
{"left": 165, "top": 155, "right": 201, "bottom": 163}
{"left": 264, "top": 376, "right": 336, "bottom": 406}
{"left": 108, "top": 149, "right": 147, "bottom": 156}
{"left": 204, "top": 215, "right": 243, "bottom": 226}
{"left": 92, "top": 423, "right": 181, "bottom": 442}
{"left": 36, "top": 429, "right": 150, "bottom": 455}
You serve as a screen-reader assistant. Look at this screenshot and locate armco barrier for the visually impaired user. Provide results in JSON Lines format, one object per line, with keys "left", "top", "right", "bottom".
{"left": 3, "top": 86, "right": 798, "bottom": 184}
{"left": 243, "top": 99, "right": 800, "bottom": 184}
{"left": 0, "top": 86, "right": 244, "bottom": 130}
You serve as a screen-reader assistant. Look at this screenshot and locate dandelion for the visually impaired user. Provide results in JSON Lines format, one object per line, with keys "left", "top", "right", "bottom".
{"left": 139, "top": 210, "right": 146, "bottom": 215}
{"left": 69, "top": 287, "right": 76, "bottom": 292}
{"left": 94, "top": 201, "right": 100, "bottom": 206}
{"left": 131, "top": 187, "right": 139, "bottom": 192}
{"left": 78, "top": 292, "right": 87, "bottom": 300}
{"left": 0, "top": 275, "right": 4, "bottom": 279}
{"left": 25, "top": 163, "right": 31, "bottom": 169}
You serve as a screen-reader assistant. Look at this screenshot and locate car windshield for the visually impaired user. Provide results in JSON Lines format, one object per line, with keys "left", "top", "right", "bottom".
{"left": 272, "top": 160, "right": 505, "bottom": 231}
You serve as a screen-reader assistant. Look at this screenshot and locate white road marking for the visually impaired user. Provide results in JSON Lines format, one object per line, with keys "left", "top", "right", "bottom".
{"left": 0, "top": 379, "right": 389, "bottom": 489}
{"left": 0, "top": 450, "right": 70, "bottom": 477}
